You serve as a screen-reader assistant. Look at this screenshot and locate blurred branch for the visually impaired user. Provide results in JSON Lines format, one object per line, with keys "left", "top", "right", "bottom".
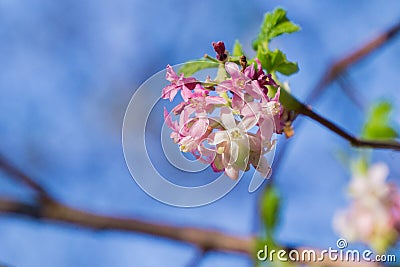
{"left": 0, "top": 262, "right": 13, "bottom": 267}
{"left": 0, "top": 154, "right": 382, "bottom": 267}
{"left": 306, "top": 20, "right": 400, "bottom": 104}
{"left": 337, "top": 74, "right": 365, "bottom": 110}
{"left": 0, "top": 154, "right": 50, "bottom": 199}
{"left": 185, "top": 250, "right": 208, "bottom": 267}
{"left": 0, "top": 197, "right": 253, "bottom": 255}
{"left": 0, "top": 197, "right": 381, "bottom": 267}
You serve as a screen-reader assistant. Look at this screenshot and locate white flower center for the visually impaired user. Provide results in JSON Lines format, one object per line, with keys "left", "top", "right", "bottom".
{"left": 236, "top": 79, "right": 245, "bottom": 88}
{"left": 229, "top": 128, "right": 244, "bottom": 140}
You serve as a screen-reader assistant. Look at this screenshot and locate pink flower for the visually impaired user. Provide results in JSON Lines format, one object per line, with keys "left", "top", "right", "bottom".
{"left": 334, "top": 201, "right": 394, "bottom": 253}
{"left": 161, "top": 65, "right": 197, "bottom": 101}
{"left": 216, "top": 62, "right": 265, "bottom": 110}
{"left": 162, "top": 47, "right": 283, "bottom": 181}
{"left": 334, "top": 163, "right": 400, "bottom": 253}
{"left": 349, "top": 163, "right": 390, "bottom": 206}
{"left": 164, "top": 107, "right": 210, "bottom": 153}
{"left": 183, "top": 84, "right": 226, "bottom": 116}
{"left": 208, "top": 107, "right": 259, "bottom": 179}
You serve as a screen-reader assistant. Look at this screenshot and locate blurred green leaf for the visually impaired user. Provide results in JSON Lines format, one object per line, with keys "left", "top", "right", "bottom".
{"left": 178, "top": 60, "right": 218, "bottom": 76}
{"left": 351, "top": 157, "right": 369, "bottom": 175}
{"left": 254, "top": 237, "right": 276, "bottom": 266}
{"left": 362, "top": 101, "right": 398, "bottom": 140}
{"left": 253, "top": 8, "right": 300, "bottom": 51}
{"left": 257, "top": 49, "right": 299, "bottom": 76}
{"left": 254, "top": 237, "right": 299, "bottom": 267}
{"left": 232, "top": 40, "right": 245, "bottom": 57}
{"left": 260, "top": 185, "right": 280, "bottom": 232}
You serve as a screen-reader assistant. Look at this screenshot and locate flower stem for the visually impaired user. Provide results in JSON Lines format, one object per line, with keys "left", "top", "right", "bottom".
{"left": 203, "top": 54, "right": 219, "bottom": 63}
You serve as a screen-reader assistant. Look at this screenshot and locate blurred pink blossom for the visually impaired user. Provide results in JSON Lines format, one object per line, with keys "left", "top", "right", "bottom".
{"left": 334, "top": 163, "right": 400, "bottom": 253}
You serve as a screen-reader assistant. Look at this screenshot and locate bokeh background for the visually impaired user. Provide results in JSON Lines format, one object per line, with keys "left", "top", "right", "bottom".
{"left": 1, "top": 0, "right": 400, "bottom": 266}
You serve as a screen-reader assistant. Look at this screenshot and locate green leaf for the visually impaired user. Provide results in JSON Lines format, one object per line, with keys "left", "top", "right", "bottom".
{"left": 253, "top": 237, "right": 276, "bottom": 265}
{"left": 178, "top": 60, "right": 218, "bottom": 76}
{"left": 253, "top": 8, "right": 300, "bottom": 51}
{"left": 269, "top": 21, "right": 301, "bottom": 41}
{"left": 260, "top": 185, "right": 280, "bottom": 232}
{"left": 275, "top": 61, "right": 299, "bottom": 76}
{"left": 257, "top": 49, "right": 299, "bottom": 76}
{"left": 232, "top": 40, "right": 245, "bottom": 57}
{"left": 362, "top": 101, "right": 399, "bottom": 140}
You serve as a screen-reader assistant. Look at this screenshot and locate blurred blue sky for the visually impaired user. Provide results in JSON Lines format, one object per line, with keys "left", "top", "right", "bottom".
{"left": 0, "top": 0, "right": 400, "bottom": 266}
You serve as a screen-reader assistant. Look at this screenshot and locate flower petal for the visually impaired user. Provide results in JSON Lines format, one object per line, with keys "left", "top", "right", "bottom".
{"left": 161, "top": 84, "right": 179, "bottom": 101}
{"left": 255, "top": 156, "right": 272, "bottom": 178}
{"left": 165, "top": 65, "right": 178, "bottom": 82}
{"left": 210, "top": 131, "right": 228, "bottom": 145}
{"left": 369, "top": 163, "right": 389, "bottom": 184}
{"left": 229, "top": 141, "right": 239, "bottom": 163}
{"left": 206, "top": 96, "right": 226, "bottom": 105}
{"left": 216, "top": 80, "right": 232, "bottom": 93}
{"left": 220, "top": 107, "right": 236, "bottom": 129}
{"left": 189, "top": 118, "right": 209, "bottom": 138}
{"left": 164, "top": 107, "right": 178, "bottom": 131}
{"left": 231, "top": 94, "right": 244, "bottom": 111}
{"left": 259, "top": 117, "right": 274, "bottom": 141}
{"left": 181, "top": 86, "right": 192, "bottom": 102}
{"left": 225, "top": 165, "right": 239, "bottom": 180}
{"left": 225, "top": 62, "right": 241, "bottom": 79}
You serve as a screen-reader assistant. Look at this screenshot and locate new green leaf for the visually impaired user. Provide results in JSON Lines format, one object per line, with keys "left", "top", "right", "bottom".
{"left": 232, "top": 40, "right": 245, "bottom": 57}
{"left": 257, "top": 49, "right": 299, "bottom": 76}
{"left": 260, "top": 185, "right": 280, "bottom": 232}
{"left": 253, "top": 8, "right": 300, "bottom": 51}
{"left": 362, "top": 101, "right": 398, "bottom": 140}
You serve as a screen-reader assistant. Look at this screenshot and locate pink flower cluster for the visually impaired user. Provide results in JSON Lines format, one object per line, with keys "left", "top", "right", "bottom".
{"left": 162, "top": 53, "right": 282, "bottom": 180}
{"left": 334, "top": 163, "right": 400, "bottom": 253}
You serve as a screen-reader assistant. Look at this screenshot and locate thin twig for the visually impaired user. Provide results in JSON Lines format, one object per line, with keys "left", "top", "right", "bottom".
{"left": 306, "top": 21, "right": 400, "bottom": 104}
{"left": 299, "top": 106, "right": 400, "bottom": 150}
{"left": 0, "top": 154, "right": 50, "bottom": 198}
{"left": 337, "top": 74, "right": 365, "bottom": 111}
{"left": 185, "top": 250, "right": 208, "bottom": 267}
{"left": 203, "top": 54, "right": 219, "bottom": 63}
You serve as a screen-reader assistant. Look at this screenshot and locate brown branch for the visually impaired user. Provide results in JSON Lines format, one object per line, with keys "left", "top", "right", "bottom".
{"left": 0, "top": 197, "right": 253, "bottom": 255}
{"left": 0, "top": 154, "right": 382, "bottom": 267}
{"left": 337, "top": 74, "right": 365, "bottom": 111}
{"left": 306, "top": 20, "right": 400, "bottom": 104}
{"left": 0, "top": 197, "right": 252, "bottom": 254}
{"left": 299, "top": 106, "right": 400, "bottom": 150}
{"left": 185, "top": 250, "right": 208, "bottom": 267}
{"left": 0, "top": 197, "right": 381, "bottom": 267}
{"left": 0, "top": 154, "right": 50, "bottom": 198}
